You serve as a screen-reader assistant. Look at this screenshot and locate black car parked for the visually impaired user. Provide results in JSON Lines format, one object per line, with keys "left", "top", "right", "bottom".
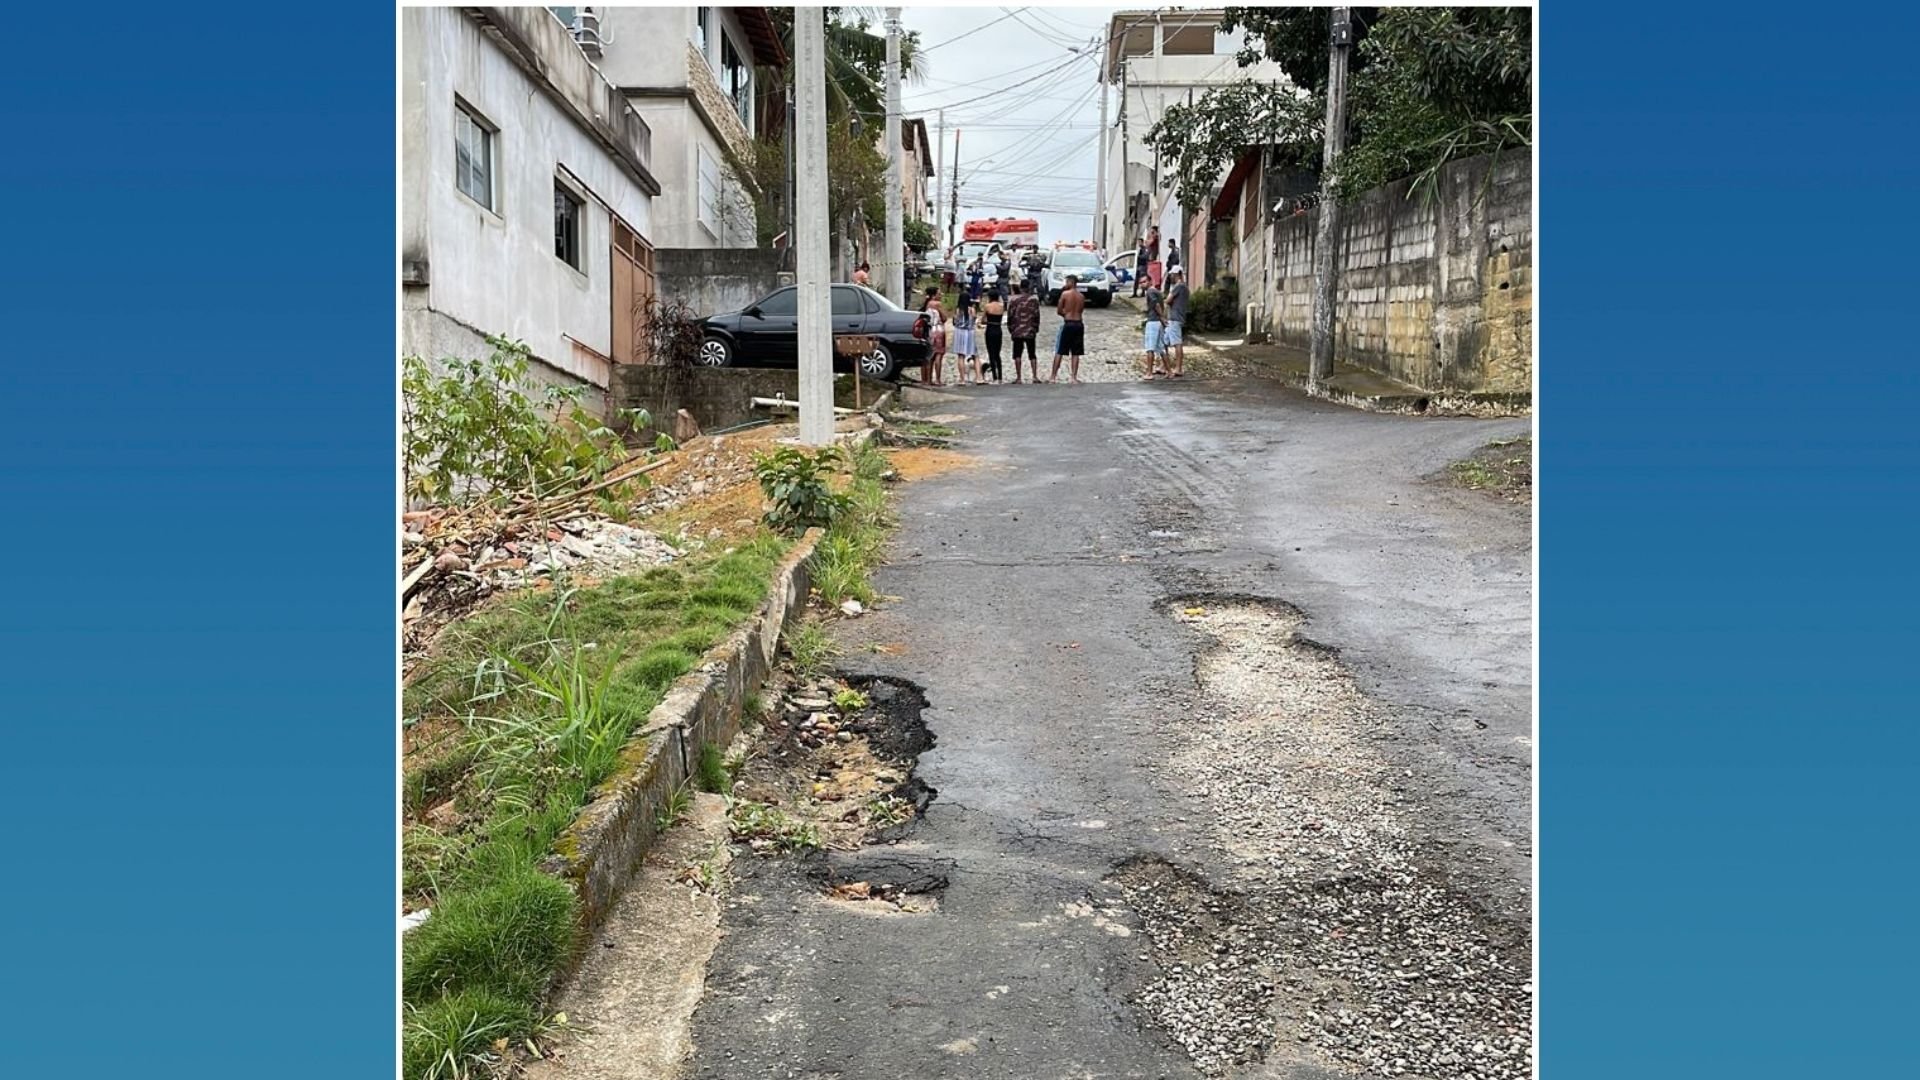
{"left": 697, "top": 283, "right": 929, "bottom": 381}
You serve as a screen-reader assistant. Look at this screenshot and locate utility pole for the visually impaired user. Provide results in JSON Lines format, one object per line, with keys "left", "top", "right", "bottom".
{"left": 882, "top": 7, "right": 904, "bottom": 305}
{"left": 1308, "top": 6, "right": 1352, "bottom": 395}
{"left": 1118, "top": 60, "right": 1129, "bottom": 246}
{"left": 1095, "top": 56, "right": 1109, "bottom": 251}
{"left": 948, "top": 130, "right": 961, "bottom": 250}
{"left": 783, "top": 88, "right": 796, "bottom": 272}
{"left": 794, "top": 10, "right": 833, "bottom": 445}
{"left": 933, "top": 108, "right": 945, "bottom": 254}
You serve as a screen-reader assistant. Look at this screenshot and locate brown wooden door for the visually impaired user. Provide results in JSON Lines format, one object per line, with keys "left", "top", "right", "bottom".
{"left": 610, "top": 217, "right": 656, "bottom": 364}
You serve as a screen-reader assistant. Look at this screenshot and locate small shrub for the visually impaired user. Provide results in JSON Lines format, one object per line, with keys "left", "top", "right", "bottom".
{"left": 832, "top": 687, "right": 869, "bottom": 713}
{"left": 754, "top": 446, "right": 849, "bottom": 534}
{"left": 637, "top": 295, "right": 707, "bottom": 369}
{"left": 1186, "top": 283, "right": 1242, "bottom": 333}
{"left": 402, "top": 338, "right": 635, "bottom": 506}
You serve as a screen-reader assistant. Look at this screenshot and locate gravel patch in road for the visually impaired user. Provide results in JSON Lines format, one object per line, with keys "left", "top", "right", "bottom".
{"left": 1118, "top": 600, "right": 1532, "bottom": 1080}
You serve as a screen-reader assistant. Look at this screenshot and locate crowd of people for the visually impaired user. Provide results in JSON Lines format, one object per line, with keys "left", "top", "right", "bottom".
{"left": 900, "top": 233, "right": 1192, "bottom": 386}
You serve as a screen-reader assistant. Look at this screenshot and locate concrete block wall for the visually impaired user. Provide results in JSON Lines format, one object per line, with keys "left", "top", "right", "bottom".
{"left": 655, "top": 247, "right": 790, "bottom": 320}
{"left": 612, "top": 365, "right": 803, "bottom": 438}
{"left": 1262, "top": 153, "right": 1531, "bottom": 393}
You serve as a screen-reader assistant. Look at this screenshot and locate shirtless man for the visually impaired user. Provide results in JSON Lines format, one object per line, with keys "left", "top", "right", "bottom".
{"left": 1049, "top": 275, "right": 1087, "bottom": 384}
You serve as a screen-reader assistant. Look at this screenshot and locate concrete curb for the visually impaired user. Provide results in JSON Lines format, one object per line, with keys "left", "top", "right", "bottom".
{"left": 1269, "top": 370, "right": 1531, "bottom": 418}
{"left": 543, "top": 527, "right": 822, "bottom": 952}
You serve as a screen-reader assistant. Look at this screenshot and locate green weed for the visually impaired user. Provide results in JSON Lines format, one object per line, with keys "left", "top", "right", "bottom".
{"left": 787, "top": 617, "right": 839, "bottom": 678}
{"left": 695, "top": 743, "right": 732, "bottom": 794}
{"left": 832, "top": 687, "right": 869, "bottom": 713}
{"left": 657, "top": 781, "right": 694, "bottom": 830}
{"left": 728, "top": 799, "right": 822, "bottom": 854}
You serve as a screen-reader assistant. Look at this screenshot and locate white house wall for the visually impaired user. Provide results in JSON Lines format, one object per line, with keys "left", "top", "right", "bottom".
{"left": 598, "top": 6, "right": 759, "bottom": 249}
{"left": 402, "top": 6, "right": 653, "bottom": 390}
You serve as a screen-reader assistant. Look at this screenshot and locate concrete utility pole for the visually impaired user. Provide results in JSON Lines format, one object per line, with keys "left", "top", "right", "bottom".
{"left": 933, "top": 108, "right": 945, "bottom": 253}
{"left": 795, "top": 10, "right": 833, "bottom": 445}
{"left": 948, "top": 130, "right": 961, "bottom": 250}
{"left": 1308, "top": 7, "right": 1352, "bottom": 395}
{"left": 1096, "top": 55, "right": 1109, "bottom": 252}
{"left": 882, "top": 7, "right": 905, "bottom": 305}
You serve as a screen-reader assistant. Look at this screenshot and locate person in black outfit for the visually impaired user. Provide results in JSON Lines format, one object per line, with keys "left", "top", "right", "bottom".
{"left": 982, "top": 287, "right": 1006, "bottom": 384}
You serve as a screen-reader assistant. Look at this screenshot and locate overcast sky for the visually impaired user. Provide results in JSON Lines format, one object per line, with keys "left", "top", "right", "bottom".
{"left": 898, "top": 5, "right": 1119, "bottom": 250}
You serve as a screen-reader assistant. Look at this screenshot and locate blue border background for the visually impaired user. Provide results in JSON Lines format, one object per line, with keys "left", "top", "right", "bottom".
{"left": 2, "top": 2, "right": 1917, "bottom": 1076}
{"left": 0, "top": 6, "right": 396, "bottom": 1076}
{"left": 1543, "top": 0, "right": 1920, "bottom": 1075}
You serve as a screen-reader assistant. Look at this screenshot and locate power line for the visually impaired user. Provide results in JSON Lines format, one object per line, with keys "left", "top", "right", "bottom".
{"left": 1004, "top": 6, "right": 1083, "bottom": 49}
{"left": 917, "top": 7, "right": 1029, "bottom": 53}
{"left": 907, "top": 46, "right": 1097, "bottom": 113}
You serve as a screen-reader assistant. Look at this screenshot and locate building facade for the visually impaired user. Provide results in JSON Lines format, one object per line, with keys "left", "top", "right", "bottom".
{"left": 401, "top": 6, "right": 660, "bottom": 410}
{"left": 1097, "top": 9, "right": 1291, "bottom": 268}
{"left": 588, "top": 6, "right": 786, "bottom": 250}
{"left": 901, "top": 117, "right": 935, "bottom": 226}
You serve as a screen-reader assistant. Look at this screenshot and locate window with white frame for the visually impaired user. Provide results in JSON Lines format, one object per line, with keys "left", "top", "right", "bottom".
{"left": 694, "top": 7, "right": 711, "bottom": 58}
{"left": 697, "top": 147, "right": 723, "bottom": 238}
{"left": 454, "top": 101, "right": 496, "bottom": 211}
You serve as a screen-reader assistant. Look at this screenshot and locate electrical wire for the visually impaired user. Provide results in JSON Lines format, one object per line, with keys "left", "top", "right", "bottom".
{"left": 1003, "top": 7, "right": 1084, "bottom": 50}
{"left": 917, "top": 7, "right": 1030, "bottom": 53}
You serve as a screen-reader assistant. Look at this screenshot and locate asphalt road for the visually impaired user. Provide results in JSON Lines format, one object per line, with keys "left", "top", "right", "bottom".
{"left": 685, "top": 305, "right": 1532, "bottom": 1079}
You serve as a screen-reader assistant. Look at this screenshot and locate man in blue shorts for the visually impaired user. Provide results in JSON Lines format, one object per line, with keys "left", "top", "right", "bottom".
{"left": 1164, "top": 268, "right": 1190, "bottom": 377}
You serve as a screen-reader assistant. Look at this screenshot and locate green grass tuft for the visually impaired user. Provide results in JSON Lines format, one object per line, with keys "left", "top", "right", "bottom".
{"left": 695, "top": 742, "right": 732, "bottom": 794}
{"left": 403, "top": 986, "right": 538, "bottom": 1080}
{"left": 787, "top": 617, "right": 839, "bottom": 678}
{"left": 403, "top": 864, "right": 576, "bottom": 1003}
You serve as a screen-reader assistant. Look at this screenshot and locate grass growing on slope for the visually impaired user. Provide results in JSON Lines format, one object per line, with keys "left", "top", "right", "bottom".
{"left": 400, "top": 534, "right": 789, "bottom": 1079}
{"left": 811, "top": 439, "right": 895, "bottom": 607}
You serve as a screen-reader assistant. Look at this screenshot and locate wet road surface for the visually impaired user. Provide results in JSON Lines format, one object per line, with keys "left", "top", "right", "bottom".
{"left": 686, "top": 313, "right": 1531, "bottom": 1078}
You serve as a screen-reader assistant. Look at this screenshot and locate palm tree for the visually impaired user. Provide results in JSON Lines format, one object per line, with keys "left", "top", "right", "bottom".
{"left": 761, "top": 6, "right": 924, "bottom": 131}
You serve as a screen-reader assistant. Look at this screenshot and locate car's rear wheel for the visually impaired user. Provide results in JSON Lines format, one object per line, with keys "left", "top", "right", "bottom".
{"left": 859, "top": 341, "right": 899, "bottom": 381}
{"left": 697, "top": 335, "right": 734, "bottom": 367}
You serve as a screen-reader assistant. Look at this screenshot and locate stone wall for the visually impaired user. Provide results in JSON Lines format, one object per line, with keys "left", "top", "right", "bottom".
{"left": 1263, "top": 153, "right": 1531, "bottom": 393}
{"left": 656, "top": 247, "right": 791, "bottom": 320}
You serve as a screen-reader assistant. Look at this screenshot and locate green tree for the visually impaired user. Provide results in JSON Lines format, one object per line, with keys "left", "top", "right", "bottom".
{"left": 903, "top": 217, "right": 936, "bottom": 253}
{"left": 765, "top": 7, "right": 923, "bottom": 124}
{"left": 1147, "top": 7, "right": 1531, "bottom": 209}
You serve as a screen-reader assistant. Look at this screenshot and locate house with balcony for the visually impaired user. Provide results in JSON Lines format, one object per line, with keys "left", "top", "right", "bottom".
{"left": 401, "top": 6, "right": 660, "bottom": 413}
{"left": 585, "top": 6, "right": 787, "bottom": 250}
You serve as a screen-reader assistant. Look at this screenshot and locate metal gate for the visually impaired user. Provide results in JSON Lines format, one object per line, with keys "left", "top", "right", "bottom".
{"left": 610, "top": 217, "right": 655, "bottom": 364}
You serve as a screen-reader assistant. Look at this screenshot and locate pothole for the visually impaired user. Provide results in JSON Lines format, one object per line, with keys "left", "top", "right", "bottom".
{"left": 726, "top": 671, "right": 942, "bottom": 912}
{"left": 1119, "top": 596, "right": 1532, "bottom": 1079}
{"left": 1111, "top": 855, "right": 1276, "bottom": 1075}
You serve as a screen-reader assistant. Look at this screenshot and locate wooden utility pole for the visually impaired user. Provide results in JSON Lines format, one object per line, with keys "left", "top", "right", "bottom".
{"left": 795, "top": 10, "right": 833, "bottom": 445}
{"left": 882, "top": 8, "right": 905, "bottom": 305}
{"left": 1308, "top": 6, "right": 1352, "bottom": 394}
